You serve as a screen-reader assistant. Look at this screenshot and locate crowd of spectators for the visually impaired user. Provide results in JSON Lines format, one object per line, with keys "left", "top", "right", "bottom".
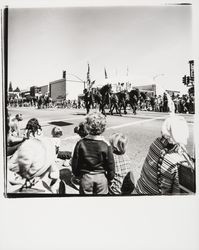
{"left": 7, "top": 110, "right": 194, "bottom": 195}
{"left": 138, "top": 92, "right": 195, "bottom": 114}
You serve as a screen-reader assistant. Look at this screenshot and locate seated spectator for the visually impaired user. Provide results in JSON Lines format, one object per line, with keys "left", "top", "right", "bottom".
{"left": 50, "top": 126, "right": 71, "bottom": 161}
{"left": 23, "top": 118, "right": 60, "bottom": 181}
{"left": 74, "top": 122, "right": 89, "bottom": 138}
{"left": 51, "top": 126, "right": 63, "bottom": 155}
{"left": 24, "top": 118, "right": 43, "bottom": 139}
{"left": 109, "top": 133, "right": 135, "bottom": 195}
{"left": 9, "top": 113, "right": 23, "bottom": 137}
{"left": 8, "top": 138, "right": 60, "bottom": 193}
{"left": 7, "top": 113, "right": 25, "bottom": 156}
{"left": 70, "top": 122, "right": 89, "bottom": 185}
{"left": 71, "top": 112, "right": 115, "bottom": 195}
{"left": 133, "top": 115, "right": 191, "bottom": 195}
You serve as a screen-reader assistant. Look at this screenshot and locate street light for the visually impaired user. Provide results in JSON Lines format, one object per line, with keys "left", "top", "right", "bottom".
{"left": 153, "top": 73, "right": 165, "bottom": 81}
{"left": 66, "top": 73, "right": 86, "bottom": 90}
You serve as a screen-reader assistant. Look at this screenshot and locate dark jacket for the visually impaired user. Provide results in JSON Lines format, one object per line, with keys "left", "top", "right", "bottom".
{"left": 72, "top": 135, "right": 115, "bottom": 180}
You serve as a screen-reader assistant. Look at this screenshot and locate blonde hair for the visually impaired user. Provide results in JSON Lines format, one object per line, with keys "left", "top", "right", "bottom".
{"left": 109, "top": 133, "right": 128, "bottom": 154}
{"left": 85, "top": 112, "right": 106, "bottom": 135}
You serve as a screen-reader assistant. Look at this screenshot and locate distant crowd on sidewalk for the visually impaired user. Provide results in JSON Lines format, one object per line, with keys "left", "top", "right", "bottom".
{"left": 137, "top": 92, "right": 195, "bottom": 114}
{"left": 7, "top": 91, "right": 195, "bottom": 114}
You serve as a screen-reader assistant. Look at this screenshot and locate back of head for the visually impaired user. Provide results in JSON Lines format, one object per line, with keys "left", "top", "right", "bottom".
{"left": 17, "top": 138, "right": 50, "bottom": 179}
{"left": 161, "top": 115, "right": 189, "bottom": 145}
{"left": 109, "top": 133, "right": 128, "bottom": 155}
{"left": 51, "top": 126, "right": 63, "bottom": 138}
{"left": 85, "top": 112, "right": 106, "bottom": 135}
{"left": 16, "top": 114, "right": 23, "bottom": 121}
{"left": 25, "top": 118, "right": 42, "bottom": 137}
{"left": 74, "top": 122, "right": 88, "bottom": 138}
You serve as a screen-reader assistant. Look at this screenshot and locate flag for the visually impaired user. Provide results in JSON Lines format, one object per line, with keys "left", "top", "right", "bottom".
{"left": 87, "top": 63, "right": 90, "bottom": 84}
{"left": 104, "top": 67, "right": 108, "bottom": 79}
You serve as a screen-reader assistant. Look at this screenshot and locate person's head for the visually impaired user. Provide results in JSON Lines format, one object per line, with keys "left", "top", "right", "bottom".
{"left": 25, "top": 118, "right": 42, "bottom": 137}
{"left": 17, "top": 138, "right": 50, "bottom": 180}
{"left": 51, "top": 126, "right": 63, "bottom": 138}
{"left": 15, "top": 114, "right": 23, "bottom": 121}
{"left": 85, "top": 112, "right": 106, "bottom": 135}
{"left": 109, "top": 133, "right": 128, "bottom": 155}
{"left": 74, "top": 122, "right": 89, "bottom": 138}
{"left": 161, "top": 115, "right": 189, "bottom": 146}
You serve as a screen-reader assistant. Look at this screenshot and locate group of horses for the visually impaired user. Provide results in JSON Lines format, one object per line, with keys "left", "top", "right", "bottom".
{"left": 83, "top": 84, "right": 140, "bottom": 116}
{"left": 37, "top": 95, "right": 52, "bottom": 109}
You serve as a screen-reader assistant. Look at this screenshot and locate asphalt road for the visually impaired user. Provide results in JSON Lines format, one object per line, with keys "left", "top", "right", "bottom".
{"left": 8, "top": 106, "right": 195, "bottom": 185}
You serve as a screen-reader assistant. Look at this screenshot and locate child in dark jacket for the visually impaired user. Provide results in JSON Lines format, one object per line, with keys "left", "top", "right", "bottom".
{"left": 72, "top": 112, "right": 115, "bottom": 195}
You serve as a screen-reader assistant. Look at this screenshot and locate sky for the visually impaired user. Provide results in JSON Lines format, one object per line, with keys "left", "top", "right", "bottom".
{"left": 8, "top": 5, "right": 193, "bottom": 94}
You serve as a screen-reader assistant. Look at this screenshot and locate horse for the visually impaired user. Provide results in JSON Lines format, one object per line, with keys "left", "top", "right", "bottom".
{"left": 110, "top": 90, "right": 129, "bottom": 116}
{"left": 96, "top": 84, "right": 112, "bottom": 116}
{"left": 84, "top": 84, "right": 112, "bottom": 115}
{"left": 43, "top": 95, "right": 51, "bottom": 108}
{"left": 84, "top": 88, "right": 96, "bottom": 114}
{"left": 127, "top": 88, "right": 140, "bottom": 115}
{"left": 109, "top": 92, "right": 120, "bottom": 115}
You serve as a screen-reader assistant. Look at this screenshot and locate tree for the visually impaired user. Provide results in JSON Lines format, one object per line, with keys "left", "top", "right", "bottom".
{"left": 8, "top": 82, "right": 13, "bottom": 92}
{"left": 14, "top": 87, "right": 20, "bottom": 92}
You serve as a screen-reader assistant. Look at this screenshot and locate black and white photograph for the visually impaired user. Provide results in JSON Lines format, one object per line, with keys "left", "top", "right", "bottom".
{"left": 1, "top": 1, "right": 199, "bottom": 250}
{"left": 3, "top": 3, "right": 196, "bottom": 197}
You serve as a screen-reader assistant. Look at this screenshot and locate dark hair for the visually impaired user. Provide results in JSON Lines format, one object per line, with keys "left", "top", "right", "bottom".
{"left": 25, "top": 118, "right": 42, "bottom": 137}
{"left": 16, "top": 114, "right": 23, "bottom": 121}
{"left": 74, "top": 122, "right": 88, "bottom": 138}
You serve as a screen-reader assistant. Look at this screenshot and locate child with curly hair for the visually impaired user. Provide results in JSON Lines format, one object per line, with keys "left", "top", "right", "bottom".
{"left": 72, "top": 112, "right": 115, "bottom": 195}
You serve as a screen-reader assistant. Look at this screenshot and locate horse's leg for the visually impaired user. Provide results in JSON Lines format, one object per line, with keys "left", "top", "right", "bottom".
{"left": 110, "top": 103, "right": 114, "bottom": 115}
{"left": 132, "top": 101, "right": 137, "bottom": 115}
{"left": 87, "top": 105, "right": 90, "bottom": 114}
{"left": 124, "top": 101, "right": 127, "bottom": 115}
{"left": 102, "top": 105, "right": 106, "bottom": 116}
{"left": 115, "top": 103, "right": 120, "bottom": 114}
{"left": 99, "top": 103, "right": 102, "bottom": 112}
{"left": 118, "top": 102, "right": 122, "bottom": 116}
{"left": 85, "top": 102, "right": 89, "bottom": 114}
{"left": 134, "top": 103, "right": 137, "bottom": 115}
{"left": 129, "top": 102, "right": 136, "bottom": 115}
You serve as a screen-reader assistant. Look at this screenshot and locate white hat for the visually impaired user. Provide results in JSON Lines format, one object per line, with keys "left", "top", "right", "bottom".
{"left": 161, "top": 115, "right": 189, "bottom": 145}
{"left": 17, "top": 138, "right": 56, "bottom": 179}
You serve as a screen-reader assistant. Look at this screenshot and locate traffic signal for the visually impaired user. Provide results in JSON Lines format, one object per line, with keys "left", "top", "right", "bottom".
{"left": 182, "top": 75, "right": 187, "bottom": 85}
{"left": 63, "top": 70, "right": 66, "bottom": 79}
{"left": 186, "top": 76, "right": 190, "bottom": 85}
